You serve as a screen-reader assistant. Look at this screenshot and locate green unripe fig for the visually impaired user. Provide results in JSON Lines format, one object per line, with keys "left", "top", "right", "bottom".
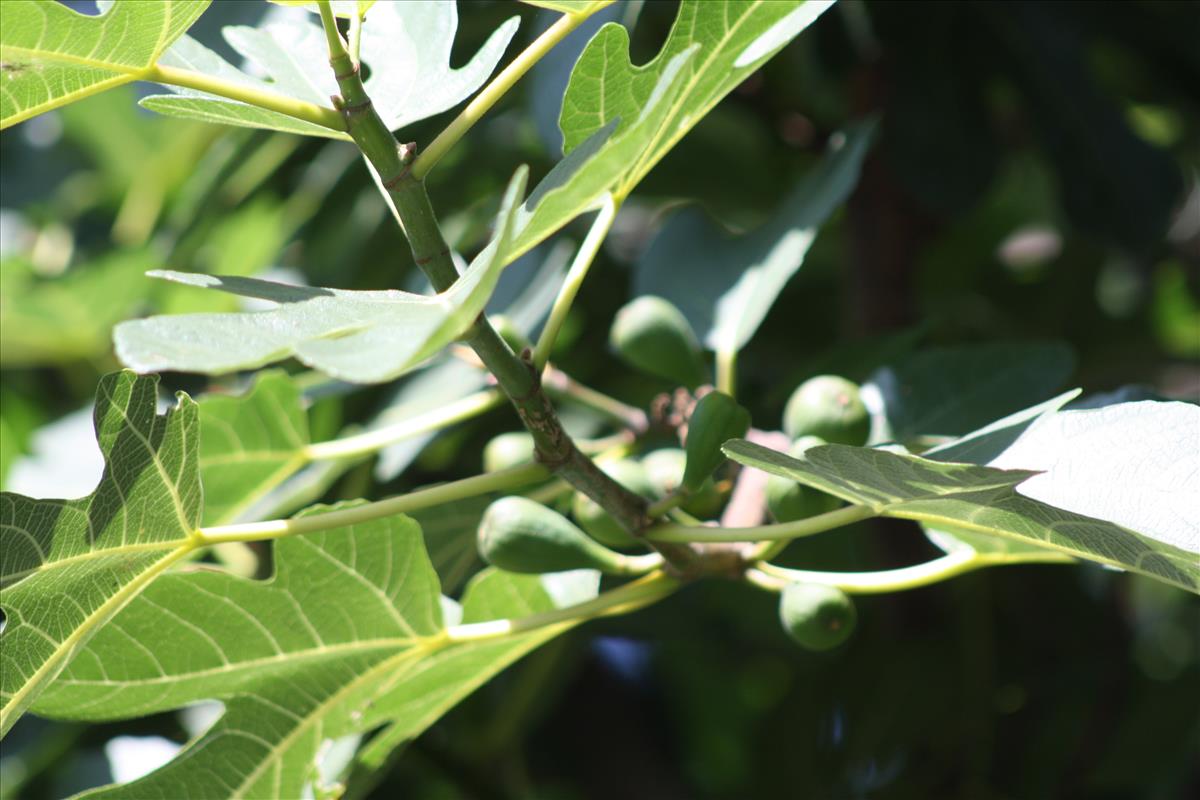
{"left": 483, "top": 431, "right": 535, "bottom": 473}
{"left": 641, "top": 447, "right": 724, "bottom": 518}
{"left": 783, "top": 375, "right": 869, "bottom": 445}
{"left": 765, "top": 436, "right": 840, "bottom": 522}
{"left": 682, "top": 391, "right": 751, "bottom": 492}
{"left": 478, "top": 496, "right": 627, "bottom": 574}
{"left": 779, "top": 582, "right": 857, "bottom": 651}
{"left": 572, "top": 459, "right": 655, "bottom": 549}
{"left": 490, "top": 314, "right": 531, "bottom": 354}
{"left": 610, "top": 296, "right": 707, "bottom": 388}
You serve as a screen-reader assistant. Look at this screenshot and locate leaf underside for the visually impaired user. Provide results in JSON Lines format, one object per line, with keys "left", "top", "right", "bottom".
{"left": 143, "top": 1, "right": 518, "bottom": 137}
{"left": 113, "top": 169, "right": 530, "bottom": 384}
{"left": 725, "top": 406, "right": 1200, "bottom": 593}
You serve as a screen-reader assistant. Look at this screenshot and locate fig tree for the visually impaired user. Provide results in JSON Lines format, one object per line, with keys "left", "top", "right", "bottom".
{"left": 782, "top": 375, "right": 869, "bottom": 445}
{"left": 478, "top": 496, "right": 628, "bottom": 574}
{"left": 609, "top": 296, "right": 707, "bottom": 388}
{"left": 779, "top": 582, "right": 857, "bottom": 651}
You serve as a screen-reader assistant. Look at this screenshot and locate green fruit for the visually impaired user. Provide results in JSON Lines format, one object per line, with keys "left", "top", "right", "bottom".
{"left": 765, "top": 436, "right": 840, "bottom": 522}
{"left": 610, "top": 296, "right": 707, "bottom": 388}
{"left": 683, "top": 391, "right": 751, "bottom": 491}
{"left": 483, "top": 431, "right": 535, "bottom": 473}
{"left": 779, "top": 583, "right": 857, "bottom": 651}
{"left": 478, "top": 496, "right": 626, "bottom": 574}
{"left": 641, "top": 447, "right": 724, "bottom": 518}
{"left": 572, "top": 459, "right": 655, "bottom": 549}
{"left": 783, "top": 375, "right": 870, "bottom": 445}
{"left": 490, "top": 314, "right": 531, "bottom": 354}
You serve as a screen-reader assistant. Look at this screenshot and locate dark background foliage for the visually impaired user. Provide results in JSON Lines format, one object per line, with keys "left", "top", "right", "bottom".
{"left": 2, "top": 1, "right": 1197, "bottom": 798}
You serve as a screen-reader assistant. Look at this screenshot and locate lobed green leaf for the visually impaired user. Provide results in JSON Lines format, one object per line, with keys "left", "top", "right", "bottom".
{"left": 35, "top": 509, "right": 597, "bottom": 797}
{"left": 510, "top": 0, "right": 837, "bottom": 261}
{"left": 0, "top": 372, "right": 201, "bottom": 736}
{"left": 197, "top": 371, "right": 311, "bottom": 526}
{"left": 0, "top": 0, "right": 210, "bottom": 128}
{"left": 143, "top": 1, "right": 518, "bottom": 137}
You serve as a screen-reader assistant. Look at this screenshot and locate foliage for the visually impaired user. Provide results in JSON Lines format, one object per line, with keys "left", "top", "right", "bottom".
{"left": 1, "top": 0, "right": 1196, "bottom": 797}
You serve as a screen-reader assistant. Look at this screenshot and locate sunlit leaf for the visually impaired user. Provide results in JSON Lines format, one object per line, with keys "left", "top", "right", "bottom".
{"left": 635, "top": 123, "right": 874, "bottom": 356}
{"left": 33, "top": 507, "right": 598, "bottom": 798}
{"left": 725, "top": 430, "right": 1200, "bottom": 592}
{"left": 0, "top": 0, "right": 210, "bottom": 128}
{"left": 197, "top": 371, "right": 311, "bottom": 526}
{"left": 510, "top": 0, "right": 838, "bottom": 261}
{"left": 987, "top": 401, "right": 1199, "bottom": 558}
{"left": 142, "top": 1, "right": 518, "bottom": 137}
{"left": 113, "top": 169, "right": 529, "bottom": 384}
{"left": 0, "top": 372, "right": 201, "bottom": 736}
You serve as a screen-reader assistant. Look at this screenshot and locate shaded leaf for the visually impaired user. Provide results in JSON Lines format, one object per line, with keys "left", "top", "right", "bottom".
{"left": 0, "top": 372, "right": 201, "bottom": 736}
{"left": 863, "top": 341, "right": 1076, "bottom": 442}
{"left": 924, "top": 389, "right": 1080, "bottom": 465}
{"left": 0, "top": 0, "right": 210, "bottom": 128}
{"left": 510, "top": 0, "right": 836, "bottom": 260}
{"left": 113, "top": 169, "right": 529, "bottom": 384}
{"left": 635, "top": 122, "right": 874, "bottom": 356}
{"left": 724, "top": 438, "right": 1199, "bottom": 592}
{"left": 143, "top": 1, "right": 518, "bottom": 137}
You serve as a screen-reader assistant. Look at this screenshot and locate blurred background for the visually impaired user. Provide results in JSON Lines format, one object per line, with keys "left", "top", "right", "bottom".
{"left": 1, "top": 1, "right": 1197, "bottom": 798}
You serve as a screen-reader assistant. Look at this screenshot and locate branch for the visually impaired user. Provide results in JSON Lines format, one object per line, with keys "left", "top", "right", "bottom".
{"left": 314, "top": 2, "right": 696, "bottom": 568}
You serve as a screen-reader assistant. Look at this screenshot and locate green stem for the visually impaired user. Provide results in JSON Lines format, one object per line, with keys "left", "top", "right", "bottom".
{"left": 533, "top": 194, "right": 618, "bottom": 369}
{"left": 197, "top": 463, "right": 548, "bottom": 544}
{"left": 749, "top": 549, "right": 1071, "bottom": 594}
{"left": 303, "top": 389, "right": 503, "bottom": 461}
{"left": 412, "top": 7, "right": 604, "bottom": 179}
{"left": 444, "top": 571, "right": 678, "bottom": 643}
{"left": 144, "top": 65, "right": 345, "bottom": 132}
{"left": 647, "top": 504, "right": 876, "bottom": 543}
